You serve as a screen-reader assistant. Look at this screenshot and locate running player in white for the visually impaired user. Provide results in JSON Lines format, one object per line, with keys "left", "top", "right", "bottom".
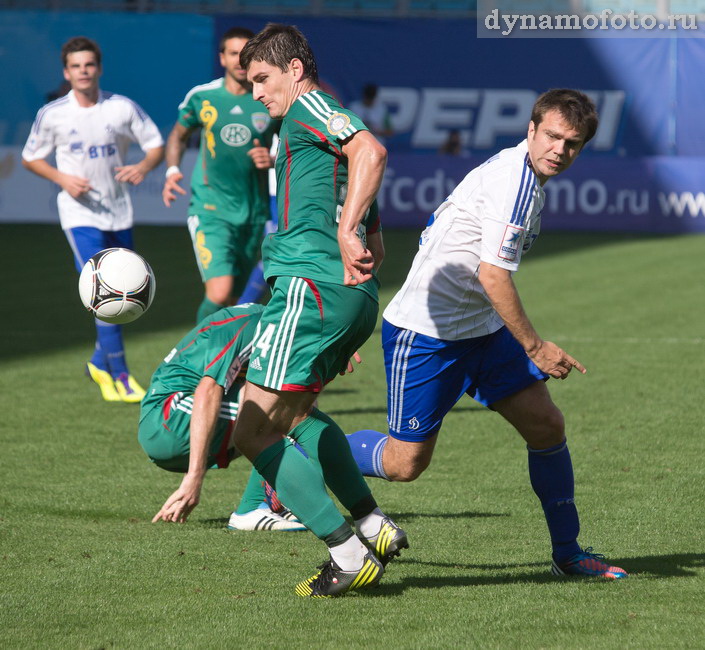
{"left": 347, "top": 89, "right": 628, "bottom": 579}
{"left": 22, "top": 36, "right": 164, "bottom": 403}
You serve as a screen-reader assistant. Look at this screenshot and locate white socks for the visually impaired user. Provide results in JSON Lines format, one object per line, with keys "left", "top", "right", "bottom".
{"left": 355, "top": 507, "right": 385, "bottom": 539}
{"left": 329, "top": 534, "right": 367, "bottom": 571}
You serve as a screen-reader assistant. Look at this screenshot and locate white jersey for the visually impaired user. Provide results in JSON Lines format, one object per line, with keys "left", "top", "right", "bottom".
{"left": 384, "top": 139, "right": 544, "bottom": 341}
{"left": 22, "top": 90, "right": 163, "bottom": 231}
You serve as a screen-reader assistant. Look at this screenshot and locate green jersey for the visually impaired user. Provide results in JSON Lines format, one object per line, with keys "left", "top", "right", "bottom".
{"left": 178, "top": 78, "right": 278, "bottom": 225}
{"left": 263, "top": 90, "right": 380, "bottom": 301}
{"left": 140, "top": 304, "right": 264, "bottom": 414}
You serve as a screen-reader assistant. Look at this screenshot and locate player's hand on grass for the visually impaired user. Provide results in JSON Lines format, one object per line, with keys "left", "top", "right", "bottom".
{"left": 162, "top": 171, "right": 186, "bottom": 207}
{"left": 339, "top": 231, "right": 374, "bottom": 286}
{"left": 528, "top": 340, "right": 586, "bottom": 379}
{"left": 152, "top": 474, "right": 203, "bottom": 523}
{"left": 114, "top": 164, "right": 147, "bottom": 185}
{"left": 340, "top": 351, "right": 363, "bottom": 375}
{"left": 60, "top": 172, "right": 92, "bottom": 199}
{"left": 248, "top": 139, "right": 273, "bottom": 169}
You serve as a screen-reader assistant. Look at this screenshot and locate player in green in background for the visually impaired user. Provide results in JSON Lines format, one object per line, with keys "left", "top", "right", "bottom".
{"left": 162, "top": 27, "right": 278, "bottom": 323}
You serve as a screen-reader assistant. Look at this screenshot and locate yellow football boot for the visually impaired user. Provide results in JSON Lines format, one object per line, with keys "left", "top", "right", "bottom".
{"left": 114, "top": 373, "right": 146, "bottom": 403}
{"left": 86, "top": 362, "right": 121, "bottom": 402}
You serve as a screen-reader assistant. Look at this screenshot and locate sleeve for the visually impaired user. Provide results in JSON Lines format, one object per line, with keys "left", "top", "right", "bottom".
{"left": 177, "top": 89, "right": 201, "bottom": 130}
{"left": 296, "top": 94, "right": 369, "bottom": 150}
{"left": 478, "top": 162, "right": 539, "bottom": 272}
{"left": 127, "top": 101, "right": 164, "bottom": 151}
{"left": 21, "top": 108, "right": 56, "bottom": 162}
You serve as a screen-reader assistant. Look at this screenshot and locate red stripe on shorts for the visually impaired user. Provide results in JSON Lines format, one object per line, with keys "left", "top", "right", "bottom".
{"left": 303, "top": 278, "right": 324, "bottom": 319}
{"left": 281, "top": 380, "right": 323, "bottom": 393}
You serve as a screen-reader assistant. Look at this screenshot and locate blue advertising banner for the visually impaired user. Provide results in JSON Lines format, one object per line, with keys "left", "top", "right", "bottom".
{"left": 1, "top": 12, "right": 703, "bottom": 234}
{"left": 213, "top": 16, "right": 685, "bottom": 157}
{"left": 381, "top": 153, "right": 705, "bottom": 232}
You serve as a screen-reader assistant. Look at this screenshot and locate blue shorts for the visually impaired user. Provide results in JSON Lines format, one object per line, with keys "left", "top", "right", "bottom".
{"left": 65, "top": 226, "right": 133, "bottom": 273}
{"left": 383, "top": 320, "right": 548, "bottom": 442}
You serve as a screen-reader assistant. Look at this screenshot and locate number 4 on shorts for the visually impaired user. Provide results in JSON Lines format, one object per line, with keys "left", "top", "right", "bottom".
{"left": 253, "top": 323, "right": 276, "bottom": 358}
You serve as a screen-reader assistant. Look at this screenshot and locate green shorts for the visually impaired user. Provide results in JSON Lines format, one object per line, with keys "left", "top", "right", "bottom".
{"left": 137, "top": 391, "right": 241, "bottom": 472}
{"left": 187, "top": 214, "right": 265, "bottom": 293}
{"left": 245, "top": 276, "right": 378, "bottom": 392}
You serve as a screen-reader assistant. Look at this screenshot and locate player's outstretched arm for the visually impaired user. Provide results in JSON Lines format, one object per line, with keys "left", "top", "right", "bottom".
{"left": 152, "top": 376, "right": 225, "bottom": 523}
{"left": 114, "top": 145, "right": 165, "bottom": 185}
{"left": 339, "top": 131, "right": 387, "bottom": 285}
{"left": 478, "top": 261, "right": 586, "bottom": 379}
{"left": 161, "top": 122, "right": 193, "bottom": 207}
{"left": 22, "top": 158, "right": 92, "bottom": 199}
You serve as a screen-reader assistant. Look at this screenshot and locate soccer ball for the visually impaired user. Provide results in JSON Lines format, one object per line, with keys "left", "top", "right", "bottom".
{"left": 78, "top": 248, "right": 155, "bottom": 324}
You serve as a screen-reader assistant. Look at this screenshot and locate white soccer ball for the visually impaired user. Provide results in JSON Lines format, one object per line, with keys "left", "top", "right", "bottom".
{"left": 78, "top": 248, "right": 155, "bottom": 324}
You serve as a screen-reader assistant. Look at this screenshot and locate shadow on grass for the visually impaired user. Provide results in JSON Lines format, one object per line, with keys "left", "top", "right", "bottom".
{"left": 200, "top": 510, "right": 509, "bottom": 529}
{"left": 370, "top": 552, "right": 705, "bottom": 593}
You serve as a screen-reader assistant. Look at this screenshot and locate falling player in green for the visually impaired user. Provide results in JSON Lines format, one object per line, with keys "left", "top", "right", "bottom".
{"left": 138, "top": 303, "right": 305, "bottom": 531}
{"left": 162, "top": 27, "right": 278, "bottom": 323}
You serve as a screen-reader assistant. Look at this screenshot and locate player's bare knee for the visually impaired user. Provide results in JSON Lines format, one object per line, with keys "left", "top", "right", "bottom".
{"left": 523, "top": 408, "right": 565, "bottom": 448}
{"left": 545, "top": 406, "right": 565, "bottom": 439}
{"left": 386, "top": 464, "right": 425, "bottom": 482}
{"left": 384, "top": 454, "right": 431, "bottom": 482}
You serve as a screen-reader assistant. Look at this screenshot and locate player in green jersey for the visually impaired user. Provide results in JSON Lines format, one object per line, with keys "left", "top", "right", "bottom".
{"left": 161, "top": 27, "right": 279, "bottom": 323}
{"left": 138, "top": 303, "right": 305, "bottom": 531}
{"left": 229, "top": 24, "right": 407, "bottom": 597}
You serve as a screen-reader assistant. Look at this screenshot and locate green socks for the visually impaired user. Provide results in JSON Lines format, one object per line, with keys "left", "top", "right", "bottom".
{"left": 292, "top": 408, "right": 377, "bottom": 520}
{"left": 234, "top": 466, "right": 267, "bottom": 514}
{"left": 253, "top": 435, "right": 347, "bottom": 539}
{"left": 196, "top": 297, "right": 224, "bottom": 324}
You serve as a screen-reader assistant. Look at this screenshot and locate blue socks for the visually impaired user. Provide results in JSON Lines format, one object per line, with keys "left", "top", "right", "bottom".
{"left": 346, "top": 429, "right": 389, "bottom": 480}
{"left": 94, "top": 319, "right": 128, "bottom": 377}
{"left": 237, "top": 261, "right": 268, "bottom": 305}
{"left": 527, "top": 439, "right": 581, "bottom": 562}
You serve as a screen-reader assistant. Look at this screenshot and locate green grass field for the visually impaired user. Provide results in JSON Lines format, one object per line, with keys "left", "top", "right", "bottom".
{"left": 1, "top": 224, "right": 704, "bottom": 649}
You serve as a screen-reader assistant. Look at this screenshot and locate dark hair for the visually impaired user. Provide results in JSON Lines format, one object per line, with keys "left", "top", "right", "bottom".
{"left": 239, "top": 23, "right": 318, "bottom": 84}
{"left": 61, "top": 36, "right": 101, "bottom": 68}
{"left": 219, "top": 27, "right": 255, "bottom": 53}
{"left": 531, "top": 89, "right": 599, "bottom": 144}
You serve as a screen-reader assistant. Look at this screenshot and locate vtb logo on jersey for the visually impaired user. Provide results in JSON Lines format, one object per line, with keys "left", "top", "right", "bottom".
{"left": 251, "top": 112, "right": 270, "bottom": 134}
{"left": 221, "top": 123, "right": 251, "bottom": 147}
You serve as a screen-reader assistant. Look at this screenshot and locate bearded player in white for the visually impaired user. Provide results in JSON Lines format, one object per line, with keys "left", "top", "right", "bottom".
{"left": 347, "top": 89, "right": 628, "bottom": 579}
{"left": 22, "top": 37, "right": 164, "bottom": 403}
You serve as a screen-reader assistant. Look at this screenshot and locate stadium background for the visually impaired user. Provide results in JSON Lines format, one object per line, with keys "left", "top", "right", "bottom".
{"left": 1, "top": 1, "right": 705, "bottom": 232}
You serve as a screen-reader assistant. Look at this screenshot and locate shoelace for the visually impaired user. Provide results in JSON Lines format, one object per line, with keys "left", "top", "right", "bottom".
{"left": 579, "top": 547, "right": 606, "bottom": 561}
{"left": 310, "top": 560, "right": 338, "bottom": 592}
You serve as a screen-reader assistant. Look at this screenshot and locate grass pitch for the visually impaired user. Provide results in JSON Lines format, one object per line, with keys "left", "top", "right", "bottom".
{"left": 1, "top": 224, "right": 704, "bottom": 648}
